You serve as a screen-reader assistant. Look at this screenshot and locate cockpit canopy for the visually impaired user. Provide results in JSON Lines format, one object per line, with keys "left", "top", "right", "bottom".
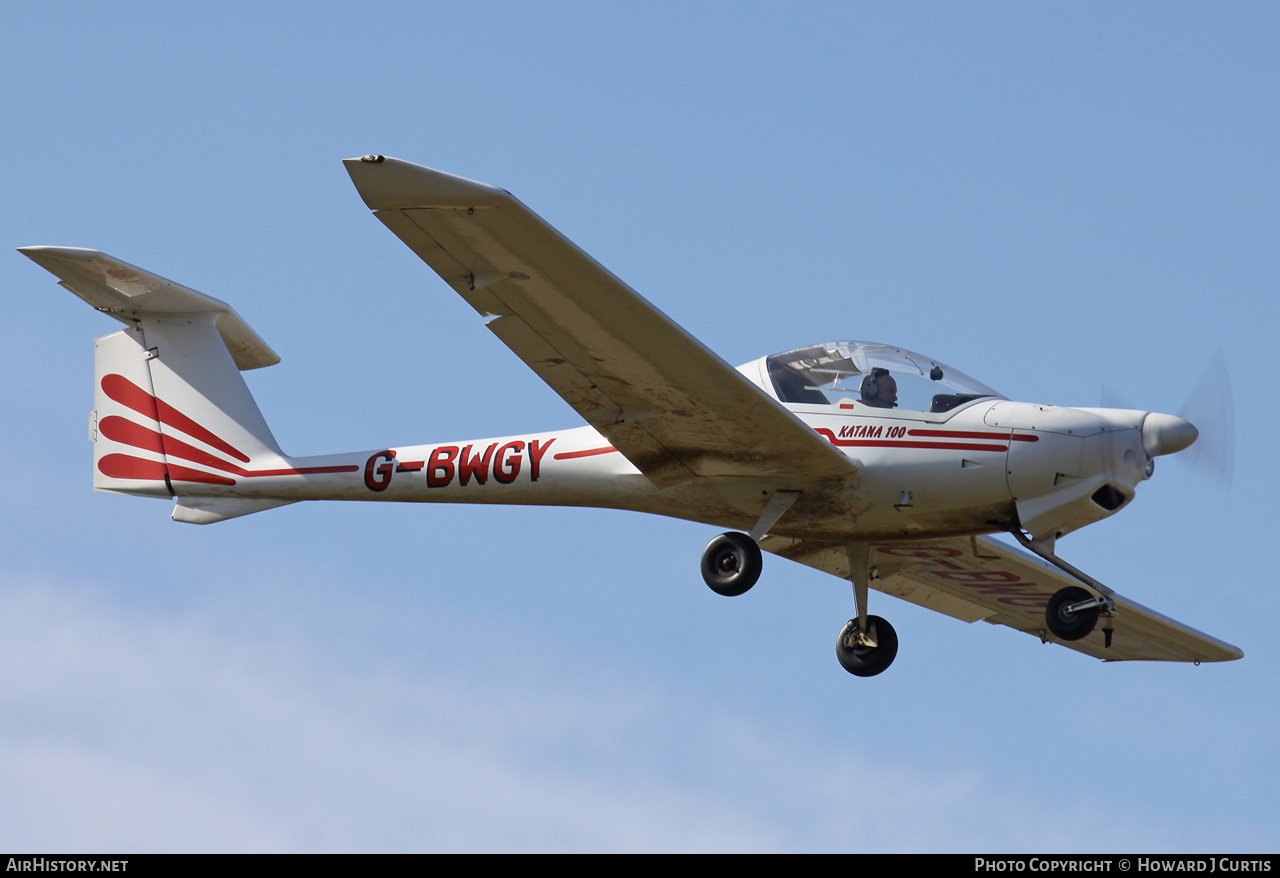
{"left": 763, "top": 341, "right": 1005, "bottom": 414}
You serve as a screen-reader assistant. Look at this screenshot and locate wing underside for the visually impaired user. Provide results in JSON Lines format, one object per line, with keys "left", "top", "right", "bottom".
{"left": 760, "top": 533, "right": 1242, "bottom": 663}
{"left": 344, "top": 156, "right": 856, "bottom": 489}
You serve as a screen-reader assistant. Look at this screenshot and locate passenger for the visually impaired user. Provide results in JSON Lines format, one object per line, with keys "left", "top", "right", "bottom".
{"left": 859, "top": 368, "right": 898, "bottom": 409}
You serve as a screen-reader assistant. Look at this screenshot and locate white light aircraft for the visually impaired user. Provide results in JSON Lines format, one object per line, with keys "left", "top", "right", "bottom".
{"left": 22, "top": 154, "right": 1242, "bottom": 677}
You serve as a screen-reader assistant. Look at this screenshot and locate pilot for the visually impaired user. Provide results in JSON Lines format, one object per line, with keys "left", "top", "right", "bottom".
{"left": 859, "top": 368, "right": 898, "bottom": 409}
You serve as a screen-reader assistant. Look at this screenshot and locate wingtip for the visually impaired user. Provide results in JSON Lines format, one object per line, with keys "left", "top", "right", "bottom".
{"left": 18, "top": 245, "right": 105, "bottom": 260}
{"left": 343, "top": 154, "right": 512, "bottom": 211}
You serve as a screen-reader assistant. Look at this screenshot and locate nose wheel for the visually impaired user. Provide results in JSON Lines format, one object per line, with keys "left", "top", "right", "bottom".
{"left": 836, "top": 616, "right": 898, "bottom": 677}
{"left": 1045, "top": 586, "right": 1102, "bottom": 641}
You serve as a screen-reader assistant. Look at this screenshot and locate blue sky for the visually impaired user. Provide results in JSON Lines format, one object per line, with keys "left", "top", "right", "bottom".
{"left": 2, "top": 1, "right": 1277, "bottom": 852}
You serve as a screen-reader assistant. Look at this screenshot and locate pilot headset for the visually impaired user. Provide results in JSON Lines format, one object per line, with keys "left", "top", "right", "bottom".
{"left": 860, "top": 367, "right": 891, "bottom": 401}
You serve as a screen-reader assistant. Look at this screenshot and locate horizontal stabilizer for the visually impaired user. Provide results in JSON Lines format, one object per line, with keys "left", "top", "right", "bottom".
{"left": 19, "top": 246, "right": 279, "bottom": 371}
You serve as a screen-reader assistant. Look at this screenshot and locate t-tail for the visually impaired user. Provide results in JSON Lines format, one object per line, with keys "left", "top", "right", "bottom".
{"left": 23, "top": 247, "right": 636, "bottom": 524}
{"left": 20, "top": 246, "right": 317, "bottom": 523}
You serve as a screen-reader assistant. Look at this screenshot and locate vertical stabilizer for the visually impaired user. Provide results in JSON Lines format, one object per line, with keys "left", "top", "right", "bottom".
{"left": 22, "top": 247, "right": 287, "bottom": 499}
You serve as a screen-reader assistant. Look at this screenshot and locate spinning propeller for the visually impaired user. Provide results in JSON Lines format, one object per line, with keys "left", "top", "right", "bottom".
{"left": 1174, "top": 353, "right": 1235, "bottom": 488}
{"left": 1103, "top": 353, "right": 1235, "bottom": 488}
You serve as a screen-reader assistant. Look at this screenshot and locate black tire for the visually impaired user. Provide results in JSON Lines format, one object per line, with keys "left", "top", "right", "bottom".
{"left": 700, "top": 532, "right": 763, "bottom": 597}
{"left": 1045, "top": 586, "right": 1100, "bottom": 641}
{"left": 836, "top": 616, "right": 898, "bottom": 677}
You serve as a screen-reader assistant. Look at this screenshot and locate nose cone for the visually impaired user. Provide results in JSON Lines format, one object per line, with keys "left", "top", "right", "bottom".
{"left": 1143, "top": 412, "right": 1199, "bottom": 457}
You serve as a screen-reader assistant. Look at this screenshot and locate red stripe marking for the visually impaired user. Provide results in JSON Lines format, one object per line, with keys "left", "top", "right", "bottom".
{"left": 99, "top": 416, "right": 165, "bottom": 454}
{"left": 101, "top": 374, "right": 252, "bottom": 463}
{"left": 100, "top": 374, "right": 160, "bottom": 421}
{"left": 553, "top": 446, "right": 617, "bottom": 460}
{"left": 99, "top": 376, "right": 359, "bottom": 478}
{"left": 97, "top": 453, "right": 236, "bottom": 486}
{"left": 100, "top": 415, "right": 358, "bottom": 479}
{"left": 101, "top": 416, "right": 234, "bottom": 473}
{"left": 815, "top": 428, "right": 1007, "bottom": 453}
{"left": 846, "top": 440, "right": 1009, "bottom": 452}
{"left": 908, "top": 428, "right": 1039, "bottom": 443}
{"left": 97, "top": 453, "right": 168, "bottom": 481}
{"left": 245, "top": 465, "right": 361, "bottom": 477}
{"left": 167, "top": 463, "right": 237, "bottom": 485}
{"left": 908, "top": 429, "right": 1009, "bottom": 440}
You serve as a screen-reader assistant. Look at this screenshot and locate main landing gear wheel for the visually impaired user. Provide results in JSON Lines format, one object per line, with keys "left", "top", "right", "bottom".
{"left": 836, "top": 615, "right": 898, "bottom": 677}
{"left": 701, "top": 532, "right": 762, "bottom": 597}
{"left": 1045, "top": 586, "right": 1100, "bottom": 641}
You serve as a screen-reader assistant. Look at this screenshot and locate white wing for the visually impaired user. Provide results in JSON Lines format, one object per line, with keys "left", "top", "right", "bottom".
{"left": 344, "top": 156, "right": 856, "bottom": 489}
{"left": 761, "top": 533, "right": 1242, "bottom": 663}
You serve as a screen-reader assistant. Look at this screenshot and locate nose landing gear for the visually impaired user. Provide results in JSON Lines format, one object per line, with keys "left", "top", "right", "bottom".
{"left": 1045, "top": 586, "right": 1102, "bottom": 641}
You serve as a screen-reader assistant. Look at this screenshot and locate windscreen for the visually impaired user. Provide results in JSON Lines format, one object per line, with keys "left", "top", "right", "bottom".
{"left": 766, "top": 341, "right": 1004, "bottom": 414}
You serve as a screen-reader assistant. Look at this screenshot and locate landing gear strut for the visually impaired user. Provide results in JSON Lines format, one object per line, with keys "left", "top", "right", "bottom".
{"left": 836, "top": 543, "right": 898, "bottom": 677}
{"left": 1009, "top": 529, "right": 1114, "bottom": 645}
{"left": 701, "top": 532, "right": 762, "bottom": 597}
{"left": 699, "top": 531, "right": 901, "bottom": 675}
{"left": 700, "top": 492, "right": 801, "bottom": 598}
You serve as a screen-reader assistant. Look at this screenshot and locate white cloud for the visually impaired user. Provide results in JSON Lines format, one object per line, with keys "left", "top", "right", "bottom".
{"left": 0, "top": 577, "right": 1176, "bottom": 852}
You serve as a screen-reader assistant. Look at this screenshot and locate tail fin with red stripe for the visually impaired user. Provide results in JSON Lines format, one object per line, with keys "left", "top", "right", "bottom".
{"left": 21, "top": 247, "right": 289, "bottom": 508}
